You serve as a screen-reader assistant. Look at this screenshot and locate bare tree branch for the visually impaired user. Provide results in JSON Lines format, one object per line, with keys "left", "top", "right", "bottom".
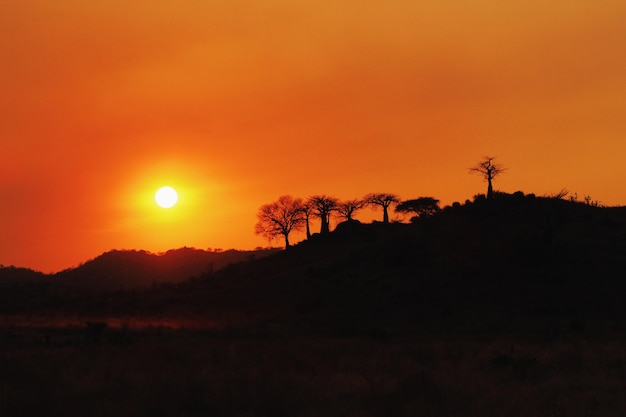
{"left": 469, "top": 156, "right": 506, "bottom": 200}
{"left": 336, "top": 199, "right": 365, "bottom": 222}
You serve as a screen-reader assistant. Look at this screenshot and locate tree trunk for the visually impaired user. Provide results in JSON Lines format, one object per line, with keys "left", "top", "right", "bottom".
{"left": 487, "top": 179, "right": 494, "bottom": 200}
{"left": 305, "top": 217, "right": 311, "bottom": 239}
{"left": 383, "top": 206, "right": 389, "bottom": 223}
{"left": 320, "top": 215, "right": 330, "bottom": 234}
{"left": 284, "top": 234, "right": 290, "bottom": 249}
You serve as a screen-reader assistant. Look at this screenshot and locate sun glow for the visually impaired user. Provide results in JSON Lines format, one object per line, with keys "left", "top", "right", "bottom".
{"left": 155, "top": 186, "right": 178, "bottom": 208}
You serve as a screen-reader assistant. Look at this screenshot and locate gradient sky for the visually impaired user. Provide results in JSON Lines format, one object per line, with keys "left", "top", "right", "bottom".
{"left": 2, "top": 0, "right": 625, "bottom": 272}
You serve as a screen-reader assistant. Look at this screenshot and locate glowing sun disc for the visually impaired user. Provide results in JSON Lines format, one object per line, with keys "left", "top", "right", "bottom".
{"left": 155, "top": 186, "right": 178, "bottom": 208}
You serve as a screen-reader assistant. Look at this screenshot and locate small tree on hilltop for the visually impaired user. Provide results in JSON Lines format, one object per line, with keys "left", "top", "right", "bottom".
{"left": 396, "top": 197, "right": 440, "bottom": 222}
{"left": 470, "top": 156, "right": 506, "bottom": 200}
{"left": 307, "top": 195, "right": 339, "bottom": 234}
{"left": 300, "top": 201, "right": 314, "bottom": 239}
{"left": 337, "top": 199, "right": 365, "bottom": 222}
{"left": 255, "top": 195, "right": 305, "bottom": 249}
{"left": 364, "top": 193, "right": 400, "bottom": 223}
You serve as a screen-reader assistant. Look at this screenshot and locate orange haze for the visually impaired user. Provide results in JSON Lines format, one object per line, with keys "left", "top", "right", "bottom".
{"left": 2, "top": 0, "right": 626, "bottom": 272}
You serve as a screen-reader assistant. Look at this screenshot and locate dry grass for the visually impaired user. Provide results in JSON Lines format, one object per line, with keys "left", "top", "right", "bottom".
{"left": 1, "top": 324, "right": 626, "bottom": 417}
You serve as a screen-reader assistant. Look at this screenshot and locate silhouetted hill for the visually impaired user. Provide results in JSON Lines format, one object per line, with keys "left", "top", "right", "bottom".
{"left": 0, "top": 266, "right": 55, "bottom": 314}
{"left": 0, "top": 247, "right": 280, "bottom": 313}
{"left": 4, "top": 193, "right": 626, "bottom": 337}
{"left": 53, "top": 247, "right": 279, "bottom": 291}
{"left": 0, "top": 265, "right": 47, "bottom": 284}
{"left": 144, "top": 193, "right": 626, "bottom": 335}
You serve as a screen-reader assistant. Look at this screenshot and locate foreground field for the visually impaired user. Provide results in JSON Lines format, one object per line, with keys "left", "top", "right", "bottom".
{"left": 1, "top": 324, "right": 625, "bottom": 417}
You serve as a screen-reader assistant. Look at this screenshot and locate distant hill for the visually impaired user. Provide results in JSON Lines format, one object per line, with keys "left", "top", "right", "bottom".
{"left": 52, "top": 247, "right": 279, "bottom": 291}
{"left": 0, "top": 247, "right": 280, "bottom": 313}
{"left": 0, "top": 265, "right": 48, "bottom": 284}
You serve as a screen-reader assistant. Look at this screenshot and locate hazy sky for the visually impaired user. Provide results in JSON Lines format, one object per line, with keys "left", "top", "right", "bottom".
{"left": 2, "top": 0, "right": 625, "bottom": 272}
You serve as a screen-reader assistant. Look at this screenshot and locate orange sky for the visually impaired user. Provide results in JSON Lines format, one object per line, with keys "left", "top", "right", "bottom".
{"left": 2, "top": 0, "right": 625, "bottom": 272}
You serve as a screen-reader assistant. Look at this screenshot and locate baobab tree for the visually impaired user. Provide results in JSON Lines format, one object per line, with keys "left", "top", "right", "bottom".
{"left": 307, "top": 195, "right": 339, "bottom": 234}
{"left": 364, "top": 193, "right": 400, "bottom": 223}
{"left": 300, "top": 201, "right": 313, "bottom": 239}
{"left": 470, "top": 156, "right": 506, "bottom": 200}
{"left": 396, "top": 197, "right": 440, "bottom": 221}
{"left": 255, "top": 195, "right": 305, "bottom": 249}
{"left": 336, "top": 199, "right": 365, "bottom": 222}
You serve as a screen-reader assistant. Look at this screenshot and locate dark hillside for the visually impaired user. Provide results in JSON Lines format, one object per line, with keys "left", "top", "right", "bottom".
{"left": 0, "top": 267, "right": 52, "bottom": 313}
{"left": 148, "top": 193, "right": 626, "bottom": 335}
{"left": 3, "top": 194, "right": 626, "bottom": 337}
{"left": 0, "top": 266, "right": 47, "bottom": 283}
{"left": 2, "top": 195, "right": 626, "bottom": 417}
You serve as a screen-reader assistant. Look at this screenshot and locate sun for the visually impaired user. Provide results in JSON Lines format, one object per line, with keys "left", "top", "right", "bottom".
{"left": 155, "top": 186, "right": 178, "bottom": 208}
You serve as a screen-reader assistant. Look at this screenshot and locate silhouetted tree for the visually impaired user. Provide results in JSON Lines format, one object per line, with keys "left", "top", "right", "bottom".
{"left": 337, "top": 199, "right": 365, "bottom": 222}
{"left": 396, "top": 197, "right": 440, "bottom": 221}
{"left": 307, "top": 195, "right": 339, "bottom": 234}
{"left": 255, "top": 195, "right": 305, "bottom": 249}
{"left": 470, "top": 156, "right": 506, "bottom": 200}
{"left": 364, "top": 193, "right": 400, "bottom": 223}
{"left": 300, "top": 201, "right": 314, "bottom": 239}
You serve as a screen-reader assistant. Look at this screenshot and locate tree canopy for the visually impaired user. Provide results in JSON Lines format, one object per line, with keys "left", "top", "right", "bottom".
{"left": 337, "top": 199, "right": 365, "bottom": 222}
{"left": 470, "top": 156, "right": 506, "bottom": 200}
{"left": 396, "top": 197, "right": 441, "bottom": 221}
{"left": 255, "top": 195, "right": 305, "bottom": 249}
{"left": 307, "top": 195, "right": 339, "bottom": 234}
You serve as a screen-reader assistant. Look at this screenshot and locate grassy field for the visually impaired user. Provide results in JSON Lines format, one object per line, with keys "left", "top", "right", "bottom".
{"left": 2, "top": 323, "right": 626, "bottom": 417}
